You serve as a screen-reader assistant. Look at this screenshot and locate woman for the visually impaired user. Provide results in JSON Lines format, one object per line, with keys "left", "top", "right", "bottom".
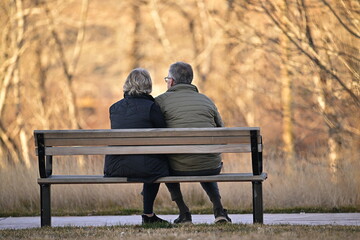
{"left": 104, "top": 68, "right": 169, "bottom": 224}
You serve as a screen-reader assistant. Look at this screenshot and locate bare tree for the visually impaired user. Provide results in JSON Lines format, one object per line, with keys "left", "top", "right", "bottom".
{"left": 43, "top": 0, "right": 89, "bottom": 129}
{"left": 0, "top": 0, "right": 27, "bottom": 167}
{"left": 260, "top": 0, "right": 360, "bottom": 177}
{"left": 0, "top": 0, "right": 358, "bottom": 174}
{"left": 261, "top": 1, "right": 360, "bottom": 107}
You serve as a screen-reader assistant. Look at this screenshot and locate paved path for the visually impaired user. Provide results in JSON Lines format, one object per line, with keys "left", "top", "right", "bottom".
{"left": 1, "top": 213, "right": 359, "bottom": 229}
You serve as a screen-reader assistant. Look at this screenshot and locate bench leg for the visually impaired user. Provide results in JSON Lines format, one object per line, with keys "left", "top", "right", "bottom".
{"left": 252, "top": 181, "right": 263, "bottom": 224}
{"left": 40, "top": 184, "right": 51, "bottom": 227}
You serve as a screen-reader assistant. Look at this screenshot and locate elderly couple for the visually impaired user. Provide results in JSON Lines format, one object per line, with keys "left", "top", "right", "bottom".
{"left": 104, "top": 62, "right": 231, "bottom": 224}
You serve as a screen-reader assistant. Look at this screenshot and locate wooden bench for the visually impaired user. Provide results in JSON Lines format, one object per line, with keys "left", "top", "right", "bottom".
{"left": 34, "top": 127, "right": 267, "bottom": 227}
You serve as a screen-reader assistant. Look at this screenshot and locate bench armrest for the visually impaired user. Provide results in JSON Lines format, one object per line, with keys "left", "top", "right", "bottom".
{"left": 251, "top": 130, "right": 263, "bottom": 175}
{"left": 36, "top": 133, "right": 52, "bottom": 178}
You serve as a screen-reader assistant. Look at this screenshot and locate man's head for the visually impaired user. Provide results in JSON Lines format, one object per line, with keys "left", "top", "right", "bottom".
{"left": 165, "top": 62, "right": 193, "bottom": 89}
{"left": 123, "top": 68, "right": 152, "bottom": 96}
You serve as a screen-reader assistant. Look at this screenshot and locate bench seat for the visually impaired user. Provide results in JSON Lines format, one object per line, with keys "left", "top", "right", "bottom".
{"left": 38, "top": 173, "right": 268, "bottom": 184}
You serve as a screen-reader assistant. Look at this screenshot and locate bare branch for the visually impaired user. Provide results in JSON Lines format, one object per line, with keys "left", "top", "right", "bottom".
{"left": 68, "top": 0, "right": 89, "bottom": 76}
{"left": 0, "top": 121, "right": 21, "bottom": 165}
{"left": 149, "top": 0, "right": 173, "bottom": 58}
{"left": 261, "top": 1, "right": 360, "bottom": 107}
{"left": 320, "top": 0, "right": 360, "bottom": 39}
{"left": 44, "top": 5, "right": 71, "bottom": 80}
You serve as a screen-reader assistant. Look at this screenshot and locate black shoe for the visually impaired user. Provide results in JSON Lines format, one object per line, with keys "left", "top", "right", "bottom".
{"left": 174, "top": 212, "right": 192, "bottom": 224}
{"left": 142, "top": 214, "right": 169, "bottom": 224}
{"left": 214, "top": 208, "right": 232, "bottom": 224}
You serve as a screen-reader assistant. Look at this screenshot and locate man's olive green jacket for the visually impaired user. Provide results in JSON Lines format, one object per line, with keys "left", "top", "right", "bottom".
{"left": 155, "top": 84, "right": 224, "bottom": 172}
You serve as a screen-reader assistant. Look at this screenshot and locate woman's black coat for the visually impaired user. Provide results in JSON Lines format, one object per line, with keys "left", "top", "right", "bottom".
{"left": 104, "top": 94, "right": 169, "bottom": 183}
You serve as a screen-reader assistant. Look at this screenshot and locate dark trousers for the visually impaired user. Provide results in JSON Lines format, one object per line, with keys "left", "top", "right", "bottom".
{"left": 165, "top": 166, "right": 223, "bottom": 211}
{"left": 143, "top": 183, "right": 160, "bottom": 214}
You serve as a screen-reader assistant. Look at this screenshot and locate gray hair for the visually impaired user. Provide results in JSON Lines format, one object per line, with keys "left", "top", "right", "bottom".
{"left": 168, "top": 62, "right": 193, "bottom": 84}
{"left": 123, "top": 68, "right": 152, "bottom": 96}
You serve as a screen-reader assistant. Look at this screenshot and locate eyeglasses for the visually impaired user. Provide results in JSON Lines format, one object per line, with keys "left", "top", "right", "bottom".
{"left": 164, "top": 76, "right": 173, "bottom": 83}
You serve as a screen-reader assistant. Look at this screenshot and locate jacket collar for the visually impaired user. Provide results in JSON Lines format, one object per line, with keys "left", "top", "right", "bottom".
{"left": 167, "top": 84, "right": 199, "bottom": 93}
{"left": 124, "top": 93, "right": 155, "bottom": 101}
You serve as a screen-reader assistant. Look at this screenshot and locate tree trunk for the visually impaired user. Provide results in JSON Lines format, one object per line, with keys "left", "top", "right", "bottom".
{"left": 0, "top": 123, "right": 21, "bottom": 166}
{"left": 314, "top": 70, "right": 343, "bottom": 180}
{"left": 129, "top": 2, "right": 142, "bottom": 70}
{"left": 280, "top": 0, "right": 295, "bottom": 174}
{"left": 150, "top": 0, "right": 173, "bottom": 59}
{"left": 299, "top": 0, "right": 347, "bottom": 181}
{"left": 194, "top": 0, "right": 213, "bottom": 87}
{"left": 0, "top": 0, "right": 29, "bottom": 167}
{"left": 13, "top": 67, "right": 31, "bottom": 168}
{"left": 33, "top": 39, "right": 50, "bottom": 129}
{"left": 225, "top": 0, "right": 249, "bottom": 126}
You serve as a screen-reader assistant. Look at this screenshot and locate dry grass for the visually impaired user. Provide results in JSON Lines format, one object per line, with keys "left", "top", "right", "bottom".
{"left": 0, "top": 150, "right": 359, "bottom": 216}
{"left": 0, "top": 224, "right": 359, "bottom": 240}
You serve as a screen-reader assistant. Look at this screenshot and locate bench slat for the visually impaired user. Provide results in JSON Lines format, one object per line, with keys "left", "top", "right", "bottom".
{"left": 44, "top": 144, "right": 264, "bottom": 155}
{"left": 44, "top": 136, "right": 260, "bottom": 147}
{"left": 38, "top": 173, "right": 268, "bottom": 184}
{"left": 34, "top": 127, "right": 260, "bottom": 143}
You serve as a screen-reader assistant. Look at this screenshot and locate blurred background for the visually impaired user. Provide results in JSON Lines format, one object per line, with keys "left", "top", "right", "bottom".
{"left": 0, "top": 0, "right": 359, "bottom": 216}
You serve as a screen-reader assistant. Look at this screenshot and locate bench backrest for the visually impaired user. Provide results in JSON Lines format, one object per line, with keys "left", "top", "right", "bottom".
{"left": 34, "top": 127, "right": 263, "bottom": 178}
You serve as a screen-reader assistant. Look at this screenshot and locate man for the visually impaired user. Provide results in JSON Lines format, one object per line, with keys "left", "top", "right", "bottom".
{"left": 155, "top": 61, "right": 231, "bottom": 224}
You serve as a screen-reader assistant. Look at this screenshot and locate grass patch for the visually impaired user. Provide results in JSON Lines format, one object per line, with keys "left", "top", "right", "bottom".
{"left": 1, "top": 151, "right": 359, "bottom": 218}
{"left": 2, "top": 206, "right": 358, "bottom": 218}
{"left": 141, "top": 222, "right": 174, "bottom": 229}
{"left": 1, "top": 224, "right": 359, "bottom": 240}
{"left": 0, "top": 206, "right": 360, "bottom": 217}
{"left": 264, "top": 206, "right": 360, "bottom": 214}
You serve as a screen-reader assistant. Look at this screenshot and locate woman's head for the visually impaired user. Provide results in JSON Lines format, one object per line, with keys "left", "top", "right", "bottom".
{"left": 123, "top": 68, "right": 152, "bottom": 96}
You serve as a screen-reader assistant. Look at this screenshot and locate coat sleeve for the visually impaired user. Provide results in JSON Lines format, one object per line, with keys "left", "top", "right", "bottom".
{"left": 150, "top": 102, "right": 167, "bottom": 128}
{"left": 214, "top": 105, "right": 224, "bottom": 127}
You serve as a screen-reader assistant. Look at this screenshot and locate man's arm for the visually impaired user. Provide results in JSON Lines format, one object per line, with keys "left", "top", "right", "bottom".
{"left": 214, "top": 106, "right": 224, "bottom": 127}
